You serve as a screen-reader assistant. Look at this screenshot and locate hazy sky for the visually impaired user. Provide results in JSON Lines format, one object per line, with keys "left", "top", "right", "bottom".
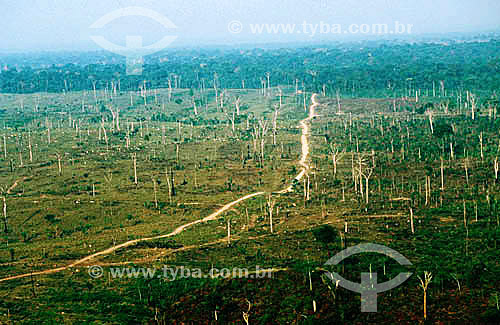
{"left": 1, "top": 0, "right": 499, "bottom": 51}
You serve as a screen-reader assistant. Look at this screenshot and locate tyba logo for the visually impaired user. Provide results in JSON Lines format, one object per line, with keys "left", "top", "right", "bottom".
{"left": 90, "top": 7, "right": 178, "bottom": 75}
{"left": 324, "top": 243, "right": 412, "bottom": 312}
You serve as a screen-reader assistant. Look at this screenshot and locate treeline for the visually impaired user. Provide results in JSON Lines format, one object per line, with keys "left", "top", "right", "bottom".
{"left": 0, "top": 40, "right": 499, "bottom": 96}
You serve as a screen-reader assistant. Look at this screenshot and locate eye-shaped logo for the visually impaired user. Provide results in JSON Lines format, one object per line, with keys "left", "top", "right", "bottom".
{"left": 324, "top": 243, "right": 412, "bottom": 312}
{"left": 90, "top": 7, "right": 178, "bottom": 75}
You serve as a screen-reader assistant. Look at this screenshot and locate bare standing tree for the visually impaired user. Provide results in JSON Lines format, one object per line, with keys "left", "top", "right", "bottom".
{"left": 168, "top": 78, "right": 173, "bottom": 102}
{"left": 272, "top": 104, "right": 280, "bottom": 146}
{"left": 101, "top": 119, "right": 108, "bottom": 147}
{"left": 251, "top": 118, "right": 269, "bottom": 165}
{"left": 266, "top": 72, "right": 271, "bottom": 96}
{"left": 55, "top": 152, "right": 62, "bottom": 176}
{"left": 235, "top": 96, "right": 241, "bottom": 116}
{"left": 106, "top": 105, "right": 120, "bottom": 132}
{"left": 479, "top": 132, "right": 484, "bottom": 161}
{"left": 258, "top": 119, "right": 269, "bottom": 165}
{"left": 494, "top": 156, "right": 499, "bottom": 181}
{"left": 192, "top": 96, "right": 198, "bottom": 116}
{"left": 3, "top": 135, "right": 7, "bottom": 159}
{"left": 227, "top": 217, "right": 231, "bottom": 246}
{"left": 440, "top": 156, "right": 445, "bottom": 191}
{"left": 426, "top": 110, "right": 434, "bottom": 134}
{"left": 464, "top": 156, "right": 469, "bottom": 186}
{"left": 355, "top": 154, "right": 374, "bottom": 204}
{"left": 362, "top": 167, "right": 374, "bottom": 205}
{"left": 328, "top": 143, "right": 346, "bottom": 178}
{"left": 151, "top": 175, "right": 158, "bottom": 209}
{"left": 225, "top": 109, "right": 237, "bottom": 134}
{"left": 278, "top": 87, "right": 283, "bottom": 109}
{"left": 267, "top": 194, "right": 276, "bottom": 233}
{"left": 1, "top": 187, "right": 7, "bottom": 234}
{"left": 470, "top": 93, "right": 477, "bottom": 120}
{"left": 28, "top": 130, "right": 33, "bottom": 162}
{"left": 132, "top": 153, "right": 138, "bottom": 185}
{"left": 410, "top": 208, "right": 415, "bottom": 234}
{"left": 165, "top": 167, "right": 175, "bottom": 202}
{"left": 219, "top": 90, "right": 225, "bottom": 110}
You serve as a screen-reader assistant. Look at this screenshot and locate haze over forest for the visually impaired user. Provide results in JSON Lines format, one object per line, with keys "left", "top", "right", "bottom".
{"left": 1, "top": 0, "right": 499, "bottom": 51}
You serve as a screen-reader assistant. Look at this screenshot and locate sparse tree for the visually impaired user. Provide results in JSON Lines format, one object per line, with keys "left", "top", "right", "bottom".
{"left": 1, "top": 188, "right": 7, "bottom": 234}
{"left": 107, "top": 105, "right": 120, "bottom": 132}
{"left": 55, "top": 152, "right": 62, "bottom": 176}
{"left": 272, "top": 104, "right": 280, "bottom": 145}
{"left": 426, "top": 110, "right": 434, "bottom": 134}
{"left": 3, "top": 135, "right": 7, "bottom": 159}
{"left": 226, "top": 109, "right": 237, "bottom": 134}
{"left": 494, "top": 156, "right": 499, "bottom": 181}
{"left": 235, "top": 96, "right": 241, "bottom": 116}
{"left": 242, "top": 299, "right": 251, "bottom": 325}
{"left": 132, "top": 153, "right": 138, "bottom": 185}
{"left": 328, "top": 143, "right": 346, "bottom": 178}
{"left": 417, "top": 271, "right": 433, "bottom": 321}
{"left": 152, "top": 175, "right": 158, "bottom": 209}
{"left": 267, "top": 194, "right": 276, "bottom": 233}
{"left": 165, "top": 167, "right": 175, "bottom": 201}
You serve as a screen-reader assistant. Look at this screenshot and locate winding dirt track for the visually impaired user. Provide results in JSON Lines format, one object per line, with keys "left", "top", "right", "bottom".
{"left": 7, "top": 177, "right": 30, "bottom": 194}
{"left": 277, "top": 93, "right": 319, "bottom": 193}
{"left": 0, "top": 94, "right": 320, "bottom": 283}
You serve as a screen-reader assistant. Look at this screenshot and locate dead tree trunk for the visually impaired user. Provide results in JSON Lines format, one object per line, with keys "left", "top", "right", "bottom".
{"left": 410, "top": 208, "right": 414, "bottom": 234}
{"left": 272, "top": 105, "right": 279, "bottom": 146}
{"left": 266, "top": 72, "right": 271, "bottom": 96}
{"left": 152, "top": 176, "right": 158, "bottom": 209}
{"left": 193, "top": 97, "right": 198, "bottom": 116}
{"left": 336, "top": 90, "right": 341, "bottom": 113}
{"left": 2, "top": 195, "right": 6, "bottom": 233}
{"left": 166, "top": 167, "right": 175, "bottom": 198}
{"left": 479, "top": 132, "right": 484, "bottom": 162}
{"left": 101, "top": 120, "right": 108, "bottom": 147}
{"left": 440, "top": 157, "right": 445, "bottom": 191}
{"left": 329, "top": 143, "right": 345, "bottom": 178}
{"left": 470, "top": 93, "right": 476, "bottom": 120}
{"left": 425, "top": 176, "right": 430, "bottom": 206}
{"left": 168, "top": 79, "right": 172, "bottom": 102}
{"left": 235, "top": 97, "right": 241, "bottom": 116}
{"left": 132, "top": 153, "right": 138, "bottom": 185}
{"left": 3, "top": 135, "right": 7, "bottom": 159}
{"left": 226, "top": 110, "right": 236, "bottom": 134}
{"left": 278, "top": 88, "right": 283, "bottom": 109}
{"left": 494, "top": 156, "right": 499, "bottom": 181}
{"left": 107, "top": 105, "right": 120, "bottom": 132}
{"left": 464, "top": 157, "right": 469, "bottom": 186}
{"left": 56, "top": 153, "right": 62, "bottom": 176}
{"left": 28, "top": 131, "right": 33, "bottom": 162}
{"left": 176, "top": 143, "right": 180, "bottom": 164}
{"left": 254, "top": 119, "right": 269, "bottom": 166}
{"left": 267, "top": 194, "right": 276, "bottom": 233}
{"left": 427, "top": 111, "right": 434, "bottom": 134}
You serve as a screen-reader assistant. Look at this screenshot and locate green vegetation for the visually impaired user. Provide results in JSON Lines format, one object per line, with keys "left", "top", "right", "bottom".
{"left": 0, "top": 39, "right": 499, "bottom": 323}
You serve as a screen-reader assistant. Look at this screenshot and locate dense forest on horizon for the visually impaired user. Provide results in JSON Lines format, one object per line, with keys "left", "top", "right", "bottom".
{"left": 0, "top": 39, "right": 499, "bottom": 96}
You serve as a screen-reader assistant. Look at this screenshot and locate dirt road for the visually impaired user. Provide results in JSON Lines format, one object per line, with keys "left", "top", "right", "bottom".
{"left": 0, "top": 94, "right": 320, "bottom": 283}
